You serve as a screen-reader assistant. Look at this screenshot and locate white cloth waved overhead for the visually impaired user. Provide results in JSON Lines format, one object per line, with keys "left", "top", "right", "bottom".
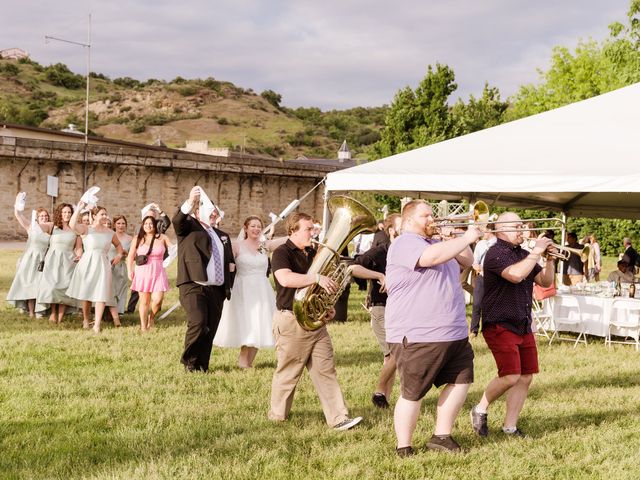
{"left": 80, "top": 186, "right": 100, "bottom": 210}
{"left": 14, "top": 192, "right": 26, "bottom": 211}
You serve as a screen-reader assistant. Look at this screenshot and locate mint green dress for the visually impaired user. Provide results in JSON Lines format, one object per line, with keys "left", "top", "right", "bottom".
{"left": 67, "top": 227, "right": 116, "bottom": 306}
{"left": 36, "top": 227, "right": 78, "bottom": 308}
{"left": 7, "top": 225, "right": 50, "bottom": 307}
{"left": 109, "top": 236, "right": 131, "bottom": 313}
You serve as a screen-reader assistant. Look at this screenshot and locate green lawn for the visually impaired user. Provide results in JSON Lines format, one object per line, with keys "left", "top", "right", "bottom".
{"left": 1, "top": 250, "right": 639, "bottom": 479}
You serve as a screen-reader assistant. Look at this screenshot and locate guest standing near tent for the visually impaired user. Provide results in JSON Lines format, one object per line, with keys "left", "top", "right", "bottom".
{"left": 471, "top": 212, "right": 555, "bottom": 438}
{"left": 349, "top": 213, "right": 401, "bottom": 409}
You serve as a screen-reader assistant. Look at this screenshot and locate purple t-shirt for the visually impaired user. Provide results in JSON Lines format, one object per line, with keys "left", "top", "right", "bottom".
{"left": 385, "top": 232, "right": 468, "bottom": 343}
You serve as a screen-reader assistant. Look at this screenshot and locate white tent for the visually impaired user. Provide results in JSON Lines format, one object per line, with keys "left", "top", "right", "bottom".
{"left": 325, "top": 83, "right": 640, "bottom": 220}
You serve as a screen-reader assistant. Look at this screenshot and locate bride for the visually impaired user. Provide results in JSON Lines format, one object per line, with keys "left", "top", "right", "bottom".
{"left": 213, "top": 216, "right": 286, "bottom": 368}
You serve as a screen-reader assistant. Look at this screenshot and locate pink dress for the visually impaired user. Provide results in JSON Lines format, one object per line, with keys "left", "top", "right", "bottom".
{"left": 131, "top": 241, "right": 169, "bottom": 293}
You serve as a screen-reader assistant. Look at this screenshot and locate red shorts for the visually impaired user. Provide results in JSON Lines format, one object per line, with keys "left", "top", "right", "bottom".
{"left": 482, "top": 325, "right": 539, "bottom": 377}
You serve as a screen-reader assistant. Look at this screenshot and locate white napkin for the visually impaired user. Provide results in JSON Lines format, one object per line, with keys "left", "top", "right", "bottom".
{"left": 80, "top": 186, "right": 100, "bottom": 210}
{"left": 197, "top": 188, "right": 217, "bottom": 225}
{"left": 140, "top": 203, "right": 157, "bottom": 219}
{"left": 14, "top": 192, "right": 26, "bottom": 211}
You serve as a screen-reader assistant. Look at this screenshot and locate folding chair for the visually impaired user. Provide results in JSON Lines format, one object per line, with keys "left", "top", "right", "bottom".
{"left": 606, "top": 299, "right": 640, "bottom": 351}
{"left": 549, "top": 295, "right": 587, "bottom": 347}
{"left": 532, "top": 298, "right": 552, "bottom": 339}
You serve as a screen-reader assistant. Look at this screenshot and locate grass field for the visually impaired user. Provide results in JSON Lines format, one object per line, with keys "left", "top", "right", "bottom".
{"left": 1, "top": 250, "right": 638, "bottom": 479}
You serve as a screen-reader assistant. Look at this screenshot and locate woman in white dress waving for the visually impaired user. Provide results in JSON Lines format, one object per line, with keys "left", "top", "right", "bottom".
{"left": 214, "top": 216, "right": 286, "bottom": 368}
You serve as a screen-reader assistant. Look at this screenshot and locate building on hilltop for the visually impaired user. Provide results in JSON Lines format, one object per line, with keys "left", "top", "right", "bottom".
{"left": 0, "top": 48, "right": 29, "bottom": 60}
{"left": 181, "top": 140, "right": 230, "bottom": 157}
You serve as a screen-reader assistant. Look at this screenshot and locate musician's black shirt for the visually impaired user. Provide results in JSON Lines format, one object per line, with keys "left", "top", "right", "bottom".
{"left": 272, "top": 239, "right": 316, "bottom": 311}
{"left": 481, "top": 238, "right": 542, "bottom": 335}
{"left": 353, "top": 243, "right": 389, "bottom": 306}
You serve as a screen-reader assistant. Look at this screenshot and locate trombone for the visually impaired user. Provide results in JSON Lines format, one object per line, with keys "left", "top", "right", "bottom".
{"left": 434, "top": 200, "right": 565, "bottom": 234}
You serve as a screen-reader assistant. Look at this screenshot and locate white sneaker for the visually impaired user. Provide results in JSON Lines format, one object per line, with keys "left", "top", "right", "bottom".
{"left": 334, "top": 416, "right": 363, "bottom": 431}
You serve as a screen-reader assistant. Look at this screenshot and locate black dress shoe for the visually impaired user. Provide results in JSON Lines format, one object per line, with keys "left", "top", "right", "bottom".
{"left": 372, "top": 392, "right": 390, "bottom": 409}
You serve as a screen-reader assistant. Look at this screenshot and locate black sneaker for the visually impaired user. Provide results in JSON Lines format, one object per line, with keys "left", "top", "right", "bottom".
{"left": 503, "top": 428, "right": 526, "bottom": 438}
{"left": 333, "top": 416, "right": 362, "bottom": 431}
{"left": 371, "top": 392, "right": 390, "bottom": 409}
{"left": 396, "top": 446, "right": 414, "bottom": 457}
{"left": 426, "top": 434, "right": 461, "bottom": 452}
{"left": 470, "top": 406, "right": 489, "bottom": 437}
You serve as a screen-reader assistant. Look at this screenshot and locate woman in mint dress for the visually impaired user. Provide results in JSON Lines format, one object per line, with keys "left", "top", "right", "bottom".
{"left": 67, "top": 202, "right": 125, "bottom": 333}
{"left": 7, "top": 193, "right": 51, "bottom": 317}
{"left": 36, "top": 203, "right": 82, "bottom": 323}
{"left": 111, "top": 215, "right": 133, "bottom": 315}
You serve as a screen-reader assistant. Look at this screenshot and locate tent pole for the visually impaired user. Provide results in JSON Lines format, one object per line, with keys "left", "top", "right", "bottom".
{"left": 558, "top": 211, "right": 568, "bottom": 286}
{"left": 321, "top": 181, "right": 330, "bottom": 241}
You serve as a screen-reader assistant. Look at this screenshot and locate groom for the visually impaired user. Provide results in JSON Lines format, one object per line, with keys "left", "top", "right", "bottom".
{"left": 173, "top": 186, "right": 235, "bottom": 372}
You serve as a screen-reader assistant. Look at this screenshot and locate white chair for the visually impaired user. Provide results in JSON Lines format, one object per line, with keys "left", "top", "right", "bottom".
{"left": 549, "top": 295, "right": 587, "bottom": 347}
{"left": 532, "top": 298, "right": 552, "bottom": 339}
{"left": 606, "top": 299, "right": 640, "bottom": 350}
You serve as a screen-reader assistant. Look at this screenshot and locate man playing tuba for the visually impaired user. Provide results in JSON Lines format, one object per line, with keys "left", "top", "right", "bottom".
{"left": 267, "top": 212, "right": 363, "bottom": 431}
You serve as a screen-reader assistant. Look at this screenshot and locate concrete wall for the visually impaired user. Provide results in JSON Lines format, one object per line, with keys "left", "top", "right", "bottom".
{"left": 0, "top": 136, "right": 335, "bottom": 240}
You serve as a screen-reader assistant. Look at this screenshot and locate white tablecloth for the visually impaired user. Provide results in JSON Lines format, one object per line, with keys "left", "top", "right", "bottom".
{"left": 550, "top": 293, "right": 640, "bottom": 337}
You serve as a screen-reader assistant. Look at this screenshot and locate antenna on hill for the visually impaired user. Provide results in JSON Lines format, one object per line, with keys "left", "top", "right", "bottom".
{"left": 45, "top": 14, "right": 92, "bottom": 190}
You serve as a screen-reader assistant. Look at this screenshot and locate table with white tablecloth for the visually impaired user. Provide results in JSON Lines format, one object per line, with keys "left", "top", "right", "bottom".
{"left": 549, "top": 293, "right": 640, "bottom": 338}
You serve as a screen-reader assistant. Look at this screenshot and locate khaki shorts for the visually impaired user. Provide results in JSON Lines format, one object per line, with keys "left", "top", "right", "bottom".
{"left": 370, "top": 306, "right": 390, "bottom": 357}
{"left": 389, "top": 337, "right": 474, "bottom": 401}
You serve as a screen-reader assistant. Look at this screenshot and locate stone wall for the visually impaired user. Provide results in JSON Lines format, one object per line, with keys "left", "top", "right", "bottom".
{"left": 0, "top": 136, "right": 334, "bottom": 240}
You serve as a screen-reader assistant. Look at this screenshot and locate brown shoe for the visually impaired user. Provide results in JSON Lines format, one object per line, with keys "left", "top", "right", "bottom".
{"left": 426, "top": 434, "right": 461, "bottom": 452}
{"left": 396, "top": 446, "right": 414, "bottom": 457}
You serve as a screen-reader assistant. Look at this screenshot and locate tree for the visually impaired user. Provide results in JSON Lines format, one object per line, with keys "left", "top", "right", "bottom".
{"left": 260, "top": 89, "right": 282, "bottom": 109}
{"left": 508, "top": 0, "right": 640, "bottom": 120}
{"left": 450, "top": 83, "right": 508, "bottom": 135}
{"left": 375, "top": 63, "right": 458, "bottom": 157}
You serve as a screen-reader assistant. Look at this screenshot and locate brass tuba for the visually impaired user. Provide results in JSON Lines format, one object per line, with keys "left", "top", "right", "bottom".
{"left": 294, "top": 195, "right": 377, "bottom": 331}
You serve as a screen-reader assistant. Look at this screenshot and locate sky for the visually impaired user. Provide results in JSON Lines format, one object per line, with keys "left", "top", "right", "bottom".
{"left": 2, "top": 0, "right": 632, "bottom": 110}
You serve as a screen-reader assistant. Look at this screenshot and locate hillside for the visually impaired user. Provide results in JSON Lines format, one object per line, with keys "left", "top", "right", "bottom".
{"left": 0, "top": 57, "right": 386, "bottom": 159}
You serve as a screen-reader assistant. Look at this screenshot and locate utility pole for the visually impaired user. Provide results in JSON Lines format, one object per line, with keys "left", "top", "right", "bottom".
{"left": 45, "top": 14, "right": 91, "bottom": 190}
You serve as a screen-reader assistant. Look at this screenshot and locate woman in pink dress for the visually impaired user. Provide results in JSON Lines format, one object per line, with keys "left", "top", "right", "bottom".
{"left": 127, "top": 215, "right": 172, "bottom": 332}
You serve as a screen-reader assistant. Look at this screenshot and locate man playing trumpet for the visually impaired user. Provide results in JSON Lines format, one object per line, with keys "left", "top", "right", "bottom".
{"left": 471, "top": 212, "right": 556, "bottom": 438}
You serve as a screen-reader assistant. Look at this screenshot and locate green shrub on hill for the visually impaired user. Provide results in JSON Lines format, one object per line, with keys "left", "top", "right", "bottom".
{"left": 44, "top": 63, "right": 84, "bottom": 89}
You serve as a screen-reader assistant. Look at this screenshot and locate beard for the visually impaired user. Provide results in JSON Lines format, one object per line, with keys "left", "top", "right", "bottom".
{"left": 424, "top": 224, "right": 437, "bottom": 238}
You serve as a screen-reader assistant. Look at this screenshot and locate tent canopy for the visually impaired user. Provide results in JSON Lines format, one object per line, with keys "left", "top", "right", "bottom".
{"left": 325, "top": 83, "right": 640, "bottom": 219}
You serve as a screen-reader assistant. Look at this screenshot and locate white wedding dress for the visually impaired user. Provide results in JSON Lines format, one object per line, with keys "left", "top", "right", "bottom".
{"left": 213, "top": 242, "right": 276, "bottom": 348}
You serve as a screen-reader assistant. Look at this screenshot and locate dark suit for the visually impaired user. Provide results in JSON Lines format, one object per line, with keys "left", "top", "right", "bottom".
{"left": 173, "top": 209, "right": 235, "bottom": 371}
{"left": 623, "top": 246, "right": 639, "bottom": 272}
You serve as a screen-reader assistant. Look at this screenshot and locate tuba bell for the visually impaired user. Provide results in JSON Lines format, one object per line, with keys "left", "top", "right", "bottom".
{"left": 293, "top": 195, "right": 377, "bottom": 331}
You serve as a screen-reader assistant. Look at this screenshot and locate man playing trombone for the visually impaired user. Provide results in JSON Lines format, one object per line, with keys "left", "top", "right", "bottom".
{"left": 471, "top": 212, "right": 556, "bottom": 438}
{"left": 386, "top": 200, "right": 481, "bottom": 456}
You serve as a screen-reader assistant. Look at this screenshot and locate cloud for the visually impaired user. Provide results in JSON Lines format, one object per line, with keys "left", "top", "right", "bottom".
{"left": 3, "top": 0, "right": 630, "bottom": 109}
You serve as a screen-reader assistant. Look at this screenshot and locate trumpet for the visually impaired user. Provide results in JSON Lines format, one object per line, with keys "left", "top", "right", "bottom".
{"left": 526, "top": 239, "right": 590, "bottom": 262}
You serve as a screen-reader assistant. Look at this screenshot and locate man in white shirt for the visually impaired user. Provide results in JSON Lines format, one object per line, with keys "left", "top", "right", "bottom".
{"left": 608, "top": 260, "right": 635, "bottom": 284}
